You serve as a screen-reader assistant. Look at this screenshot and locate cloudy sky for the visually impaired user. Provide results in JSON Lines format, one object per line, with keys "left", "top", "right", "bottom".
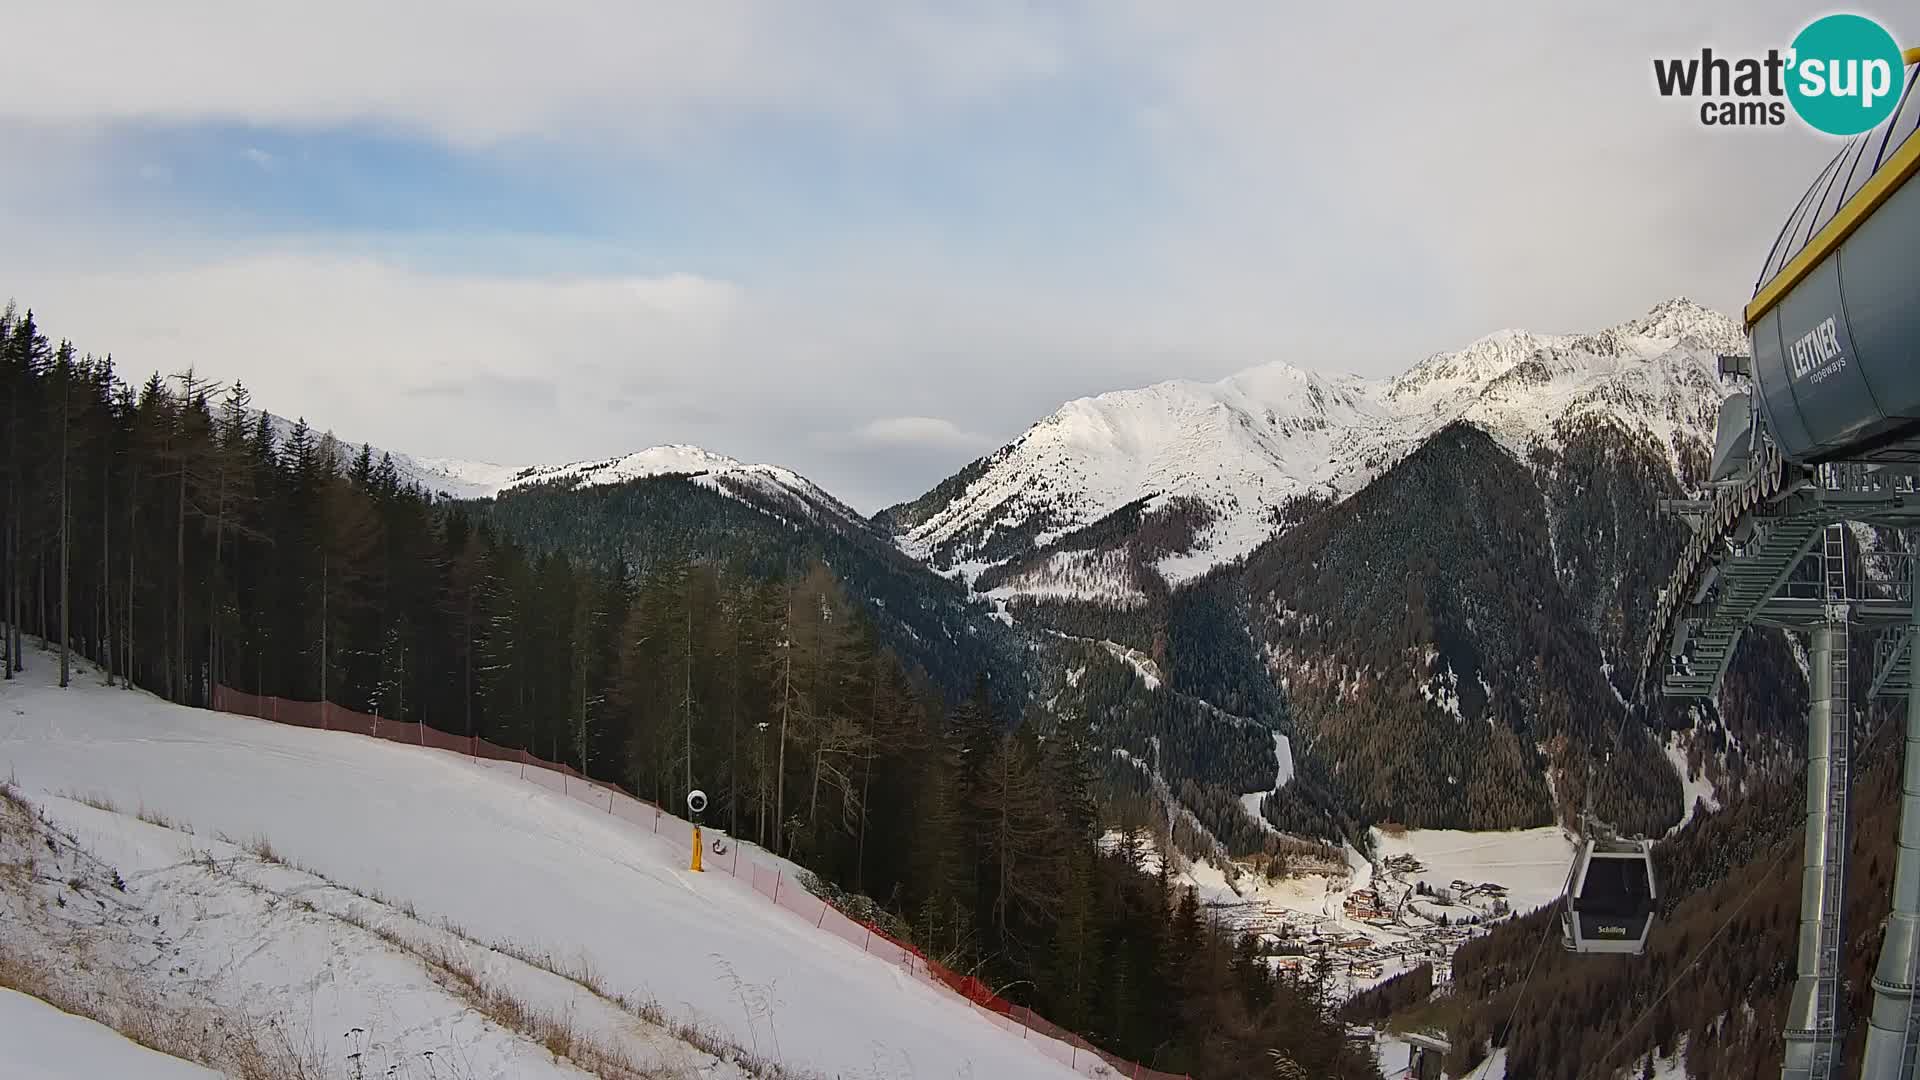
{"left": 0, "top": 1, "right": 1888, "bottom": 510}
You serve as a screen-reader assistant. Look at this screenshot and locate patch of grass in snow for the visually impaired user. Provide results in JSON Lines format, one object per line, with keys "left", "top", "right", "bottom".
{"left": 137, "top": 804, "right": 189, "bottom": 833}
{"left": 57, "top": 789, "right": 118, "bottom": 815}
{"left": 399, "top": 934, "right": 664, "bottom": 1080}
{"left": 258, "top": 860, "right": 806, "bottom": 1079}
{"left": 464, "top": 931, "right": 809, "bottom": 1079}
{"left": 0, "top": 792, "right": 323, "bottom": 1079}
{"left": 22, "top": 791, "right": 815, "bottom": 1080}
{"left": 340, "top": 1026, "right": 479, "bottom": 1080}
{"left": 0, "top": 789, "right": 37, "bottom": 891}
{"left": 245, "top": 833, "right": 284, "bottom": 865}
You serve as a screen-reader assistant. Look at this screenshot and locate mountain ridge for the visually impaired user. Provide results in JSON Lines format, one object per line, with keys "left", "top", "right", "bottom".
{"left": 882, "top": 296, "right": 1743, "bottom": 603}
{"left": 304, "top": 296, "right": 1764, "bottom": 837}
{"left": 256, "top": 413, "right": 866, "bottom": 532}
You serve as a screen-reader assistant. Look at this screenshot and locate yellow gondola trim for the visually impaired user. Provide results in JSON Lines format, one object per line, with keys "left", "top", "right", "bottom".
{"left": 1748, "top": 52, "right": 1920, "bottom": 327}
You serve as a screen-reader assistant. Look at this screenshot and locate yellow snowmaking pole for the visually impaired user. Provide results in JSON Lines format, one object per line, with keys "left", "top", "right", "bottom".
{"left": 691, "top": 825, "right": 704, "bottom": 872}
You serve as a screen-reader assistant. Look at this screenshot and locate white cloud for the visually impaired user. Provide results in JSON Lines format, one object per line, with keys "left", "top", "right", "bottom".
{"left": 8, "top": 252, "right": 745, "bottom": 452}
{"left": 240, "top": 147, "right": 278, "bottom": 171}
{"left": 0, "top": 0, "right": 1886, "bottom": 511}
{"left": 1094, "top": 0, "right": 1852, "bottom": 342}
{"left": 0, "top": 2, "right": 1066, "bottom": 146}
{"left": 0, "top": 248, "right": 1257, "bottom": 511}
{"left": 851, "top": 416, "right": 991, "bottom": 452}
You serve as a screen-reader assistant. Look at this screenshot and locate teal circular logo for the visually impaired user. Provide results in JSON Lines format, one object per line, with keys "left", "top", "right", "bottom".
{"left": 1787, "top": 14, "right": 1906, "bottom": 135}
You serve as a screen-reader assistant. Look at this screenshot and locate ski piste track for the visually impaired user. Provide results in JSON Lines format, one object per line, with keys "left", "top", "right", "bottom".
{"left": 204, "top": 684, "right": 1192, "bottom": 1080}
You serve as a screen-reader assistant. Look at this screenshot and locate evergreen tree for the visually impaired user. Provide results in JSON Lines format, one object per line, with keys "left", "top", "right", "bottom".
{"left": 0, "top": 304, "right": 1383, "bottom": 1080}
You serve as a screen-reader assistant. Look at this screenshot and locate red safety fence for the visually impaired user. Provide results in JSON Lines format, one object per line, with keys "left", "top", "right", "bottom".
{"left": 209, "top": 686, "right": 1188, "bottom": 1080}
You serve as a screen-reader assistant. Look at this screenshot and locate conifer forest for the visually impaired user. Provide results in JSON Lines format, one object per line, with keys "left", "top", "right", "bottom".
{"left": 0, "top": 304, "right": 1376, "bottom": 1078}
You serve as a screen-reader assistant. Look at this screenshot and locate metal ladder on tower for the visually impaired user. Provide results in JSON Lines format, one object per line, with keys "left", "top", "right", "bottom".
{"left": 1813, "top": 522, "right": 1853, "bottom": 1080}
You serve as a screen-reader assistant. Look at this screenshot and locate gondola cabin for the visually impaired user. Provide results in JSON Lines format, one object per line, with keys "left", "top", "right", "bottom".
{"left": 1562, "top": 834, "right": 1657, "bottom": 955}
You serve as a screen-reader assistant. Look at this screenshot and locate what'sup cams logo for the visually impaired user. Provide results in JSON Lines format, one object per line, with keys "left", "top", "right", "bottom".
{"left": 1655, "top": 13, "right": 1908, "bottom": 134}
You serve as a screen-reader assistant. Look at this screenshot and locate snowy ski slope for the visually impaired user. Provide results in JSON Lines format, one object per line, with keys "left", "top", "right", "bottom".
{"left": 0, "top": 658, "right": 1087, "bottom": 1080}
{"left": 0, "top": 988, "right": 220, "bottom": 1080}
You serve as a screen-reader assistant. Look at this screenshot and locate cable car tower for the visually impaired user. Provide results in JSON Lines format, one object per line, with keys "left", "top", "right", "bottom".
{"left": 1640, "top": 51, "right": 1920, "bottom": 1080}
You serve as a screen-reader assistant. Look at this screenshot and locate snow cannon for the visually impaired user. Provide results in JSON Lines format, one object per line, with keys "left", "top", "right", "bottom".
{"left": 1743, "top": 54, "right": 1920, "bottom": 469}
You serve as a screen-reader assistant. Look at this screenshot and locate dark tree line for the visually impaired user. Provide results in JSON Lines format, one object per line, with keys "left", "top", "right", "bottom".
{"left": 475, "top": 468, "right": 1031, "bottom": 718}
{"left": 1241, "top": 419, "right": 1814, "bottom": 836}
{"left": 0, "top": 305, "right": 1375, "bottom": 1079}
{"left": 1446, "top": 699, "right": 1902, "bottom": 1080}
{"left": 1248, "top": 424, "right": 1679, "bottom": 832}
{"left": 1340, "top": 962, "right": 1433, "bottom": 1025}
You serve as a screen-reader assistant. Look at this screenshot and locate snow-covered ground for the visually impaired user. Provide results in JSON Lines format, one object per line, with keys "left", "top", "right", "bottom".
{"left": 1238, "top": 731, "right": 1295, "bottom": 828}
{"left": 1372, "top": 1031, "right": 1416, "bottom": 1079}
{"left": 1, "top": 784, "right": 740, "bottom": 1080}
{"left": 0, "top": 988, "right": 220, "bottom": 1080}
{"left": 1098, "top": 817, "right": 1570, "bottom": 1005}
{"left": 1665, "top": 737, "right": 1720, "bottom": 835}
{"left": 984, "top": 548, "right": 1151, "bottom": 608}
{"left": 1368, "top": 826, "right": 1574, "bottom": 917}
{"left": 1099, "top": 639, "right": 1163, "bottom": 690}
{"left": 0, "top": 653, "right": 1089, "bottom": 1080}
{"left": 1367, "top": 1029, "right": 1455, "bottom": 1080}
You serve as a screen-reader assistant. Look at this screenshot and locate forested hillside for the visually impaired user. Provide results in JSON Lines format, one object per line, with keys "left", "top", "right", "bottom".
{"left": 1242, "top": 420, "right": 1807, "bottom": 834}
{"left": 873, "top": 298, "right": 1765, "bottom": 842}
{"left": 472, "top": 470, "right": 1030, "bottom": 713}
{"left": 0, "top": 303, "right": 1377, "bottom": 1080}
{"left": 1442, "top": 697, "right": 1903, "bottom": 1080}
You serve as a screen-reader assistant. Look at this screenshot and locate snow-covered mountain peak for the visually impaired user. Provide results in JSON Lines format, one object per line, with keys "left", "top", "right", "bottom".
{"left": 259, "top": 413, "right": 857, "bottom": 531}
{"left": 491, "top": 444, "right": 870, "bottom": 534}
{"left": 1615, "top": 296, "right": 1747, "bottom": 355}
{"left": 1384, "top": 327, "right": 1565, "bottom": 412}
{"left": 1220, "top": 361, "right": 1386, "bottom": 430}
{"left": 890, "top": 297, "right": 1741, "bottom": 597}
{"left": 503, "top": 444, "right": 750, "bottom": 490}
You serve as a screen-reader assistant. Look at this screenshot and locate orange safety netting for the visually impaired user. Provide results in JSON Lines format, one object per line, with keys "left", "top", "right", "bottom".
{"left": 208, "top": 687, "right": 1189, "bottom": 1080}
